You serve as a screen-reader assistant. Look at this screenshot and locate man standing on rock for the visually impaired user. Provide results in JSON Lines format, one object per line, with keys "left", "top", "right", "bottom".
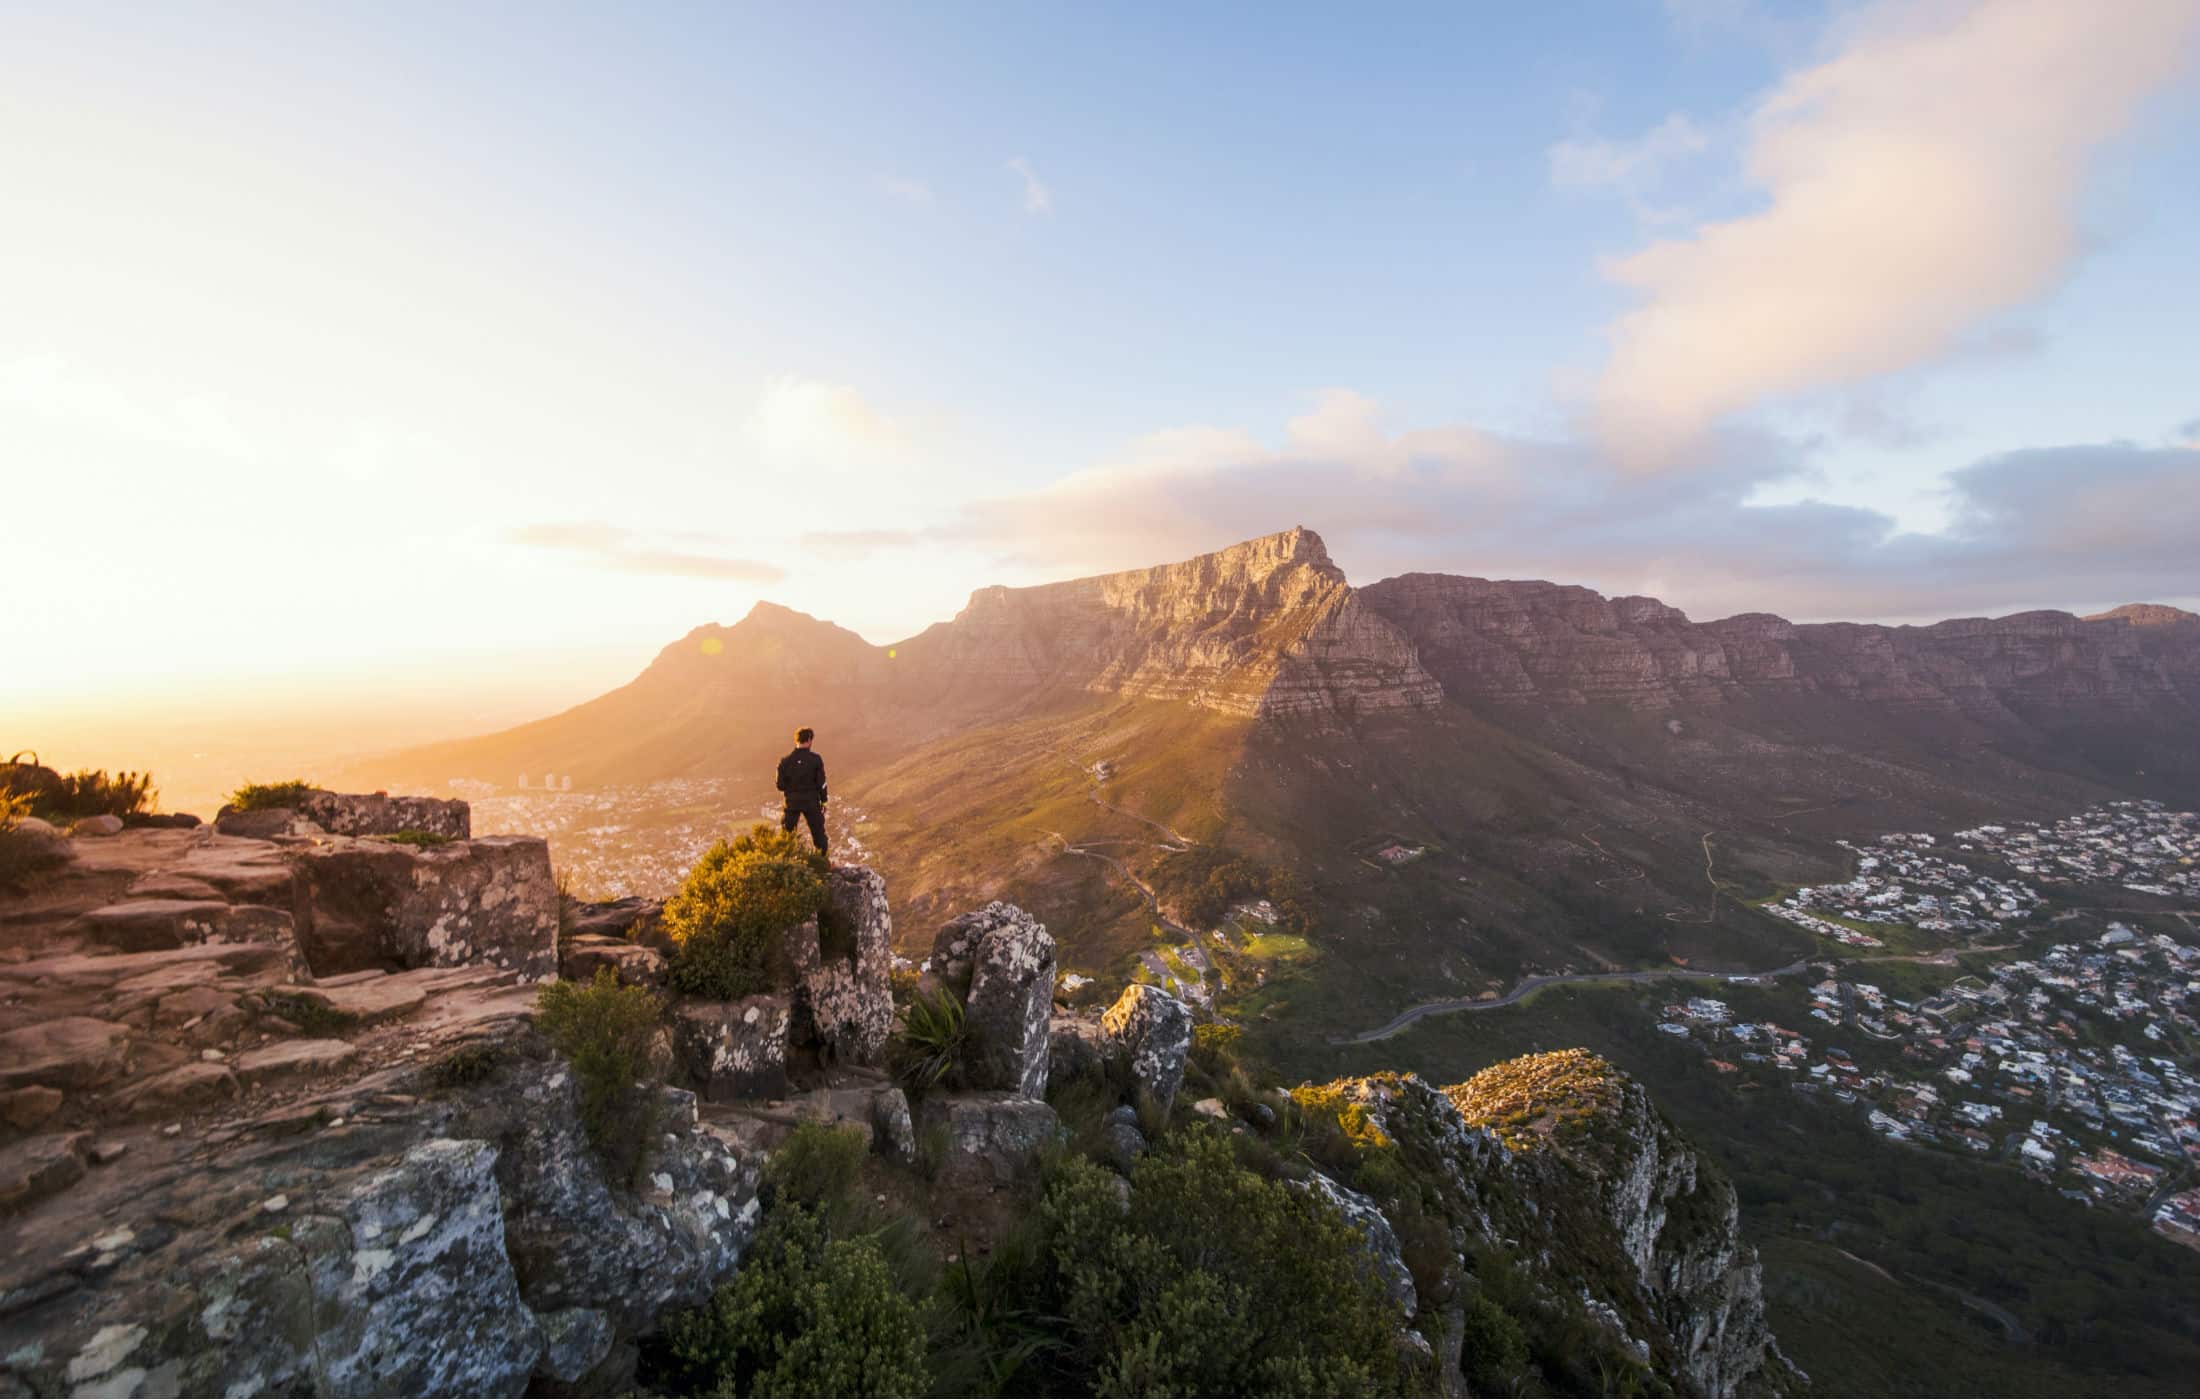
{"left": 776, "top": 726, "right": 828, "bottom": 856}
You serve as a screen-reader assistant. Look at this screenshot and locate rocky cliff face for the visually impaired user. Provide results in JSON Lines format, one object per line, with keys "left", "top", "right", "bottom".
{"left": 889, "top": 526, "right": 1442, "bottom": 720}
{"left": 1361, "top": 572, "right": 2200, "bottom": 722}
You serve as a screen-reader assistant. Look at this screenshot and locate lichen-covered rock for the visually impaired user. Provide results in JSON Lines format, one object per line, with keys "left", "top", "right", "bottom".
{"left": 533, "top": 1306, "right": 615, "bottom": 1385}
{"left": 491, "top": 1075, "right": 763, "bottom": 1336}
{"left": 211, "top": 805, "right": 325, "bottom": 839}
{"left": 942, "top": 902, "right": 1056, "bottom": 1096}
{"left": 290, "top": 835, "right": 558, "bottom": 980}
{"left": 915, "top": 1092, "right": 1060, "bottom": 1188}
{"left": 0, "top": 1132, "right": 88, "bottom": 1215}
{"left": 308, "top": 1137, "right": 544, "bottom": 1396}
{"left": 566, "top": 895, "right": 666, "bottom": 944}
{"left": 674, "top": 996, "right": 791, "bottom": 1101}
{"left": 1099, "top": 984, "right": 1192, "bottom": 1110}
{"left": 1300, "top": 1171, "right": 1417, "bottom": 1317}
{"left": 69, "top": 814, "right": 125, "bottom": 838}
{"left": 297, "top": 790, "right": 471, "bottom": 841}
{"left": 785, "top": 865, "right": 893, "bottom": 1066}
{"left": 871, "top": 1087, "right": 916, "bottom": 1165}
{"left": 1048, "top": 1011, "right": 1107, "bottom": 1082}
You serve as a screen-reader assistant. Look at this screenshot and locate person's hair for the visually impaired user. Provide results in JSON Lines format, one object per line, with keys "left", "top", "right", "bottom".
{"left": 795, "top": 727, "right": 815, "bottom": 745}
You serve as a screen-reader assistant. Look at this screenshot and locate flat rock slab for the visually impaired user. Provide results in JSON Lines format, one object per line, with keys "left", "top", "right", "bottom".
{"left": 164, "top": 842, "right": 297, "bottom": 906}
{"left": 73, "top": 899, "right": 251, "bottom": 953}
{"left": 286, "top": 975, "right": 428, "bottom": 1024}
{"left": 0, "top": 1018, "right": 133, "bottom": 1092}
{"left": 0, "top": 1131, "right": 89, "bottom": 1215}
{"left": 0, "top": 944, "right": 291, "bottom": 999}
{"left": 233, "top": 1038, "right": 359, "bottom": 1085}
{"left": 114, "top": 1061, "right": 239, "bottom": 1116}
{"left": 123, "top": 872, "right": 225, "bottom": 902}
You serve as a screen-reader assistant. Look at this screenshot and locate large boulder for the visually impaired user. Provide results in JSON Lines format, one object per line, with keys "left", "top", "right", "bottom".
{"left": 1299, "top": 1171, "right": 1417, "bottom": 1316}
{"left": 783, "top": 866, "right": 894, "bottom": 1066}
{"left": 1048, "top": 1012, "right": 1108, "bottom": 1083}
{"left": 674, "top": 996, "right": 792, "bottom": 1101}
{"left": 1099, "top": 984, "right": 1193, "bottom": 1111}
{"left": 290, "top": 835, "right": 558, "bottom": 980}
{"left": 297, "top": 791, "right": 470, "bottom": 841}
{"left": 934, "top": 902, "right": 1055, "bottom": 1097}
{"left": 559, "top": 935, "right": 666, "bottom": 988}
{"left": 915, "top": 1092, "right": 1060, "bottom": 1189}
{"left": 0, "top": 1018, "right": 133, "bottom": 1093}
{"left": 567, "top": 896, "right": 666, "bottom": 947}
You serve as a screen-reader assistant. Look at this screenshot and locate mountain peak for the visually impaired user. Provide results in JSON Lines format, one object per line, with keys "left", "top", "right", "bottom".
{"left": 2085, "top": 602, "right": 2200, "bottom": 627}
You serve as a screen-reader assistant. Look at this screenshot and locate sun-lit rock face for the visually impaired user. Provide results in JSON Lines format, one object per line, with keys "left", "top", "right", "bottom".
{"left": 1363, "top": 573, "right": 2200, "bottom": 718}
{"left": 889, "top": 527, "right": 1444, "bottom": 721}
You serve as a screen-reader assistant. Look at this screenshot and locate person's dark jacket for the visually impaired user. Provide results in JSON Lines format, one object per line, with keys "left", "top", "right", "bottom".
{"left": 776, "top": 747, "right": 828, "bottom": 804}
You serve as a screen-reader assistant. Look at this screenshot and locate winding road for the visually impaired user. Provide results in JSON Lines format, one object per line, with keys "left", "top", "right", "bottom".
{"left": 1335, "top": 960, "right": 1811, "bottom": 1044}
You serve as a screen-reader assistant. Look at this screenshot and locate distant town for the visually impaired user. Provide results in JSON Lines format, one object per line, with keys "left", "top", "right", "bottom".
{"left": 1659, "top": 802, "right": 2199, "bottom": 1249}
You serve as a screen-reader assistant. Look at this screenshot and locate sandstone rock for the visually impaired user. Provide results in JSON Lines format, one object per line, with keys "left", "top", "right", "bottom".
{"left": 1048, "top": 1011, "right": 1108, "bottom": 1082}
{"left": 870, "top": 1087, "right": 916, "bottom": 1164}
{"left": 166, "top": 842, "right": 298, "bottom": 906}
{"left": 0, "top": 1018, "right": 132, "bottom": 1092}
{"left": 290, "top": 834, "right": 558, "bottom": 979}
{"left": 915, "top": 1092, "right": 1059, "bottom": 1189}
{"left": 787, "top": 865, "right": 894, "bottom": 1066}
{"left": 279, "top": 972, "right": 429, "bottom": 1024}
{"left": 952, "top": 903, "right": 1056, "bottom": 1097}
{"left": 211, "top": 806, "right": 322, "bottom": 839}
{"left": 566, "top": 896, "right": 665, "bottom": 944}
{"left": 1, "top": 1085, "right": 64, "bottom": 1130}
{"left": 674, "top": 996, "right": 791, "bottom": 1101}
{"left": 1099, "top": 983, "right": 1192, "bottom": 1111}
{"left": 1300, "top": 1171, "right": 1417, "bottom": 1316}
{"left": 113, "top": 1061, "right": 239, "bottom": 1116}
{"left": 123, "top": 811, "right": 202, "bottom": 829}
{"left": 559, "top": 934, "right": 668, "bottom": 987}
{"left": 234, "top": 1039, "right": 358, "bottom": 1086}
{"left": 0, "top": 1131, "right": 88, "bottom": 1214}
{"left": 69, "top": 815, "right": 124, "bottom": 838}
{"left": 296, "top": 790, "right": 470, "bottom": 841}
{"left": 73, "top": 898, "right": 294, "bottom": 954}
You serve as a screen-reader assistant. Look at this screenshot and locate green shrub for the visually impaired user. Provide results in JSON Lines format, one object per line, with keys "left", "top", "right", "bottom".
{"left": 260, "top": 991, "right": 358, "bottom": 1037}
{"left": 228, "top": 779, "right": 316, "bottom": 812}
{"left": 535, "top": 970, "right": 666, "bottom": 1172}
{"left": 890, "top": 983, "right": 970, "bottom": 1092}
{"left": 1457, "top": 1292, "right": 1531, "bottom": 1395}
{"left": 764, "top": 1122, "right": 868, "bottom": 1215}
{"left": 1037, "top": 1129, "right": 1406, "bottom": 1396}
{"left": 377, "top": 828, "right": 452, "bottom": 848}
{"left": 663, "top": 824, "right": 829, "bottom": 999}
{"left": 664, "top": 1206, "right": 928, "bottom": 1398}
{"left": 425, "top": 1038, "right": 509, "bottom": 1089}
{"left": 36, "top": 768, "right": 157, "bottom": 821}
{"left": 0, "top": 790, "right": 67, "bottom": 893}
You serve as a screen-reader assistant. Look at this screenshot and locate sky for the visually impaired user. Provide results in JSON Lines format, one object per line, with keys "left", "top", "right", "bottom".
{"left": 7, "top": 0, "right": 2200, "bottom": 745}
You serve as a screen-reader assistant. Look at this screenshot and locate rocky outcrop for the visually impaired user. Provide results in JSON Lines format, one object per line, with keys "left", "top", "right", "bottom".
{"left": 890, "top": 527, "right": 1444, "bottom": 722}
{"left": 1098, "top": 983, "right": 1192, "bottom": 1112}
{"left": 1293, "top": 1055, "right": 1779, "bottom": 1398}
{"left": 675, "top": 996, "right": 792, "bottom": 1101}
{"left": 213, "top": 790, "right": 470, "bottom": 842}
{"left": 1300, "top": 1171, "right": 1417, "bottom": 1316}
{"left": 290, "top": 835, "right": 558, "bottom": 980}
{"left": 931, "top": 902, "right": 1056, "bottom": 1096}
{"left": 790, "top": 865, "right": 895, "bottom": 1065}
{"left": 915, "top": 1092, "right": 1061, "bottom": 1188}
{"left": 0, "top": 1049, "right": 763, "bottom": 1398}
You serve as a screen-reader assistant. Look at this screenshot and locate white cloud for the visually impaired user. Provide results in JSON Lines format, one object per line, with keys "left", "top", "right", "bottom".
{"left": 1593, "top": 0, "right": 2200, "bottom": 470}
{"left": 1549, "top": 113, "right": 1711, "bottom": 216}
{"left": 745, "top": 375, "right": 910, "bottom": 467}
{"left": 1005, "top": 157, "right": 1053, "bottom": 215}
{"left": 879, "top": 176, "right": 934, "bottom": 205}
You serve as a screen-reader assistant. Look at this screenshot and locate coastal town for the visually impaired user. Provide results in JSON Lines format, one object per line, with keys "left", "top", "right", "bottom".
{"left": 1661, "top": 802, "right": 2200, "bottom": 1247}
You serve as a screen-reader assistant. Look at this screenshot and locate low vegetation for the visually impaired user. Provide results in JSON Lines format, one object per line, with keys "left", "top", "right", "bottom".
{"left": 663, "top": 824, "right": 829, "bottom": 999}
{"left": 535, "top": 969, "right": 666, "bottom": 1177}
{"left": 376, "top": 828, "right": 451, "bottom": 848}
{"left": 226, "top": 779, "right": 317, "bottom": 811}
{"left": 1149, "top": 845, "right": 1312, "bottom": 933}
{"left": 0, "top": 789, "right": 68, "bottom": 892}
{"left": 890, "top": 983, "right": 970, "bottom": 1092}
{"left": 260, "top": 991, "right": 359, "bottom": 1037}
{"left": 1447, "top": 1048, "right": 1624, "bottom": 1155}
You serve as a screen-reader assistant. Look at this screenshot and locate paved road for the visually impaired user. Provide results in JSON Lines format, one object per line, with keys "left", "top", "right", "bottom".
{"left": 1336, "top": 960, "right": 1811, "bottom": 1044}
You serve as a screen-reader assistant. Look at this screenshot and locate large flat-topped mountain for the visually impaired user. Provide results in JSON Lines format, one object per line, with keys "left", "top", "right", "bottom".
{"left": 889, "top": 527, "right": 1442, "bottom": 719}
{"left": 1359, "top": 572, "right": 2200, "bottom": 721}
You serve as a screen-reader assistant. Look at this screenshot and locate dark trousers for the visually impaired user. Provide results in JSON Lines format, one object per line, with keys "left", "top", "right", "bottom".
{"left": 781, "top": 797, "right": 827, "bottom": 854}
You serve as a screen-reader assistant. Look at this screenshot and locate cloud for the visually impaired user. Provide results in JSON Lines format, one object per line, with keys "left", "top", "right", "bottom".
{"left": 798, "top": 527, "right": 925, "bottom": 561}
{"left": 509, "top": 522, "right": 784, "bottom": 583}
{"left": 879, "top": 176, "right": 933, "bottom": 205}
{"left": 922, "top": 390, "right": 2200, "bottom": 623}
{"left": 1593, "top": 0, "right": 2200, "bottom": 469}
{"left": 1005, "top": 157, "right": 1053, "bottom": 215}
{"left": 1548, "top": 113, "right": 1711, "bottom": 218}
{"left": 746, "top": 375, "right": 910, "bottom": 467}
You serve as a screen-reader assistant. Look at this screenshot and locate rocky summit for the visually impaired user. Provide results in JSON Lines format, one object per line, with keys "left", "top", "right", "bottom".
{"left": 1, "top": 789, "right": 1803, "bottom": 1398}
